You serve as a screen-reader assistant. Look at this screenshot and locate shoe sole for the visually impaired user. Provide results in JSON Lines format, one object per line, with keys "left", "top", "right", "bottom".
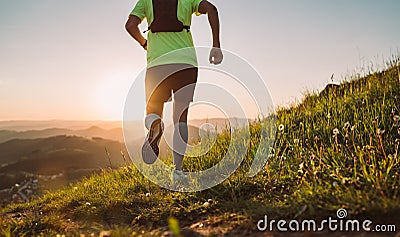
{"left": 142, "top": 119, "right": 163, "bottom": 164}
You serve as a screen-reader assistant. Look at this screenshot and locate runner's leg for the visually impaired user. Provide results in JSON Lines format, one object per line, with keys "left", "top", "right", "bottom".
{"left": 172, "top": 101, "right": 190, "bottom": 171}
{"left": 172, "top": 66, "right": 197, "bottom": 171}
{"left": 142, "top": 65, "right": 171, "bottom": 164}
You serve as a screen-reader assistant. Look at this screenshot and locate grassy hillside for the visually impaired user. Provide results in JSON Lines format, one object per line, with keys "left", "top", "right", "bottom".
{"left": 1, "top": 60, "right": 399, "bottom": 236}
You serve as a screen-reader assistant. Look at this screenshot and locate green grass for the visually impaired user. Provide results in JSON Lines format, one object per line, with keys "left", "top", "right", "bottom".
{"left": 1, "top": 58, "right": 400, "bottom": 236}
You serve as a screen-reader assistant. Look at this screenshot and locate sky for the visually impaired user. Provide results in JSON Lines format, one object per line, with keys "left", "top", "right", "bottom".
{"left": 0, "top": 0, "right": 399, "bottom": 121}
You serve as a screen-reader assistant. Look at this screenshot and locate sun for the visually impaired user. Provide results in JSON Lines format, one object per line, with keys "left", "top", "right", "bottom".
{"left": 91, "top": 73, "right": 143, "bottom": 121}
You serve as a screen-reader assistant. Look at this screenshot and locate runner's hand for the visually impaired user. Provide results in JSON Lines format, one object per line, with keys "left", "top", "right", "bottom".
{"left": 209, "top": 47, "right": 223, "bottom": 65}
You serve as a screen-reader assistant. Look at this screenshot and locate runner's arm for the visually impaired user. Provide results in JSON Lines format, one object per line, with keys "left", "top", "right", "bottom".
{"left": 198, "top": 1, "right": 223, "bottom": 64}
{"left": 198, "top": 1, "right": 220, "bottom": 48}
{"left": 125, "top": 15, "right": 147, "bottom": 50}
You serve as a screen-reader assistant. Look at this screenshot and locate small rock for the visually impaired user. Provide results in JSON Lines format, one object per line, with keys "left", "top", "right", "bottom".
{"left": 99, "top": 230, "right": 112, "bottom": 237}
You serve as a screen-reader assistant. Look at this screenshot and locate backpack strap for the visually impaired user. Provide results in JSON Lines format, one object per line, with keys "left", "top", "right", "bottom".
{"left": 147, "top": 0, "right": 191, "bottom": 33}
{"left": 144, "top": 25, "right": 190, "bottom": 34}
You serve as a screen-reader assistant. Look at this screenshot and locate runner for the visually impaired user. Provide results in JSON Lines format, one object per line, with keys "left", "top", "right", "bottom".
{"left": 126, "top": 0, "right": 222, "bottom": 182}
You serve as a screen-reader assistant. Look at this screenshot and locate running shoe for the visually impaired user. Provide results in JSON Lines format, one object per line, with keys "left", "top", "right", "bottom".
{"left": 142, "top": 118, "right": 163, "bottom": 164}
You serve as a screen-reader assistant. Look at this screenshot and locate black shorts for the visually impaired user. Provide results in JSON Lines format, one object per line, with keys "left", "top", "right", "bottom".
{"left": 145, "top": 63, "right": 198, "bottom": 105}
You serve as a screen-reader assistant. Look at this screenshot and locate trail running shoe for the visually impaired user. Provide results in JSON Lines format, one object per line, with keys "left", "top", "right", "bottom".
{"left": 142, "top": 118, "right": 163, "bottom": 164}
{"left": 171, "top": 170, "right": 189, "bottom": 184}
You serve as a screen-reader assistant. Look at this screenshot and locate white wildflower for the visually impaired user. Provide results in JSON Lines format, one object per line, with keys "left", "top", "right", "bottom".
{"left": 299, "top": 162, "right": 304, "bottom": 170}
{"left": 343, "top": 122, "right": 350, "bottom": 130}
{"left": 394, "top": 115, "right": 399, "bottom": 126}
{"left": 278, "top": 124, "right": 285, "bottom": 131}
{"left": 333, "top": 128, "right": 339, "bottom": 135}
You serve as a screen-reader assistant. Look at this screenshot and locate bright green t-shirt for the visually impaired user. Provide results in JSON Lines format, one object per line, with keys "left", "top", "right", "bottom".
{"left": 130, "top": 0, "right": 203, "bottom": 68}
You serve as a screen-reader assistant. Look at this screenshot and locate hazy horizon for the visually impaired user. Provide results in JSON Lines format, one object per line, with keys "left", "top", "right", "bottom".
{"left": 0, "top": 117, "right": 251, "bottom": 133}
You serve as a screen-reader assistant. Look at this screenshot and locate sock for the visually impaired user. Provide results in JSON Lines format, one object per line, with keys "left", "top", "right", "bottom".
{"left": 145, "top": 113, "right": 161, "bottom": 130}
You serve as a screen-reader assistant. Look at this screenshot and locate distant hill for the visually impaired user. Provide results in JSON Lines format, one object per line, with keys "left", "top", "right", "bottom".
{"left": 189, "top": 117, "right": 253, "bottom": 133}
{"left": 0, "top": 119, "right": 248, "bottom": 131}
{"left": 0, "top": 120, "right": 122, "bottom": 131}
{"left": 0, "top": 135, "right": 128, "bottom": 189}
{"left": 0, "top": 126, "right": 124, "bottom": 143}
